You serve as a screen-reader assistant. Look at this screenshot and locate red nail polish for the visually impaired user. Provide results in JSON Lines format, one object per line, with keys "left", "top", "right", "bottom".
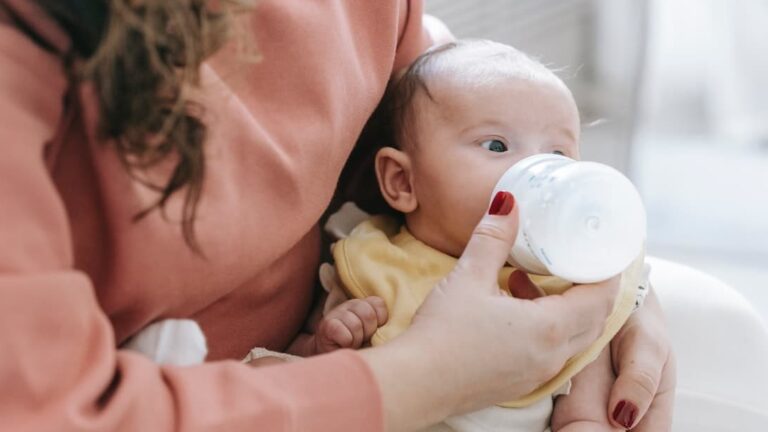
{"left": 612, "top": 400, "right": 638, "bottom": 429}
{"left": 489, "top": 191, "right": 515, "bottom": 216}
{"left": 507, "top": 271, "right": 544, "bottom": 300}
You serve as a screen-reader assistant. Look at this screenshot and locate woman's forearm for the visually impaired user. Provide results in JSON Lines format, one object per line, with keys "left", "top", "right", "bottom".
{"left": 360, "top": 340, "right": 449, "bottom": 432}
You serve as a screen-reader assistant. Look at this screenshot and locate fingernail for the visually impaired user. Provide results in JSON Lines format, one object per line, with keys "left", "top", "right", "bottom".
{"left": 489, "top": 191, "right": 515, "bottom": 216}
{"left": 612, "top": 400, "right": 638, "bottom": 429}
{"left": 507, "top": 271, "right": 544, "bottom": 300}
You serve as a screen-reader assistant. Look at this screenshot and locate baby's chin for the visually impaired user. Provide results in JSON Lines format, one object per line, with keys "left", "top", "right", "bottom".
{"left": 404, "top": 210, "right": 481, "bottom": 258}
{"left": 415, "top": 225, "right": 472, "bottom": 259}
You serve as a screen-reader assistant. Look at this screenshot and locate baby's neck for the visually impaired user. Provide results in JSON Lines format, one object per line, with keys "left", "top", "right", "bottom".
{"left": 403, "top": 213, "right": 463, "bottom": 259}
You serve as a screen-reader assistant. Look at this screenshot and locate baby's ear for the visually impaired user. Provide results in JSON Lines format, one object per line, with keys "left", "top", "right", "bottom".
{"left": 375, "top": 147, "right": 418, "bottom": 214}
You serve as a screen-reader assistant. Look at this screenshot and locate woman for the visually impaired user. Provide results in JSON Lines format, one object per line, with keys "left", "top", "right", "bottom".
{"left": 0, "top": 0, "right": 676, "bottom": 430}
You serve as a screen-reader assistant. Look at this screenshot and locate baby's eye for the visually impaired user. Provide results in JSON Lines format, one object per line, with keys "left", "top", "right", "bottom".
{"left": 553, "top": 150, "right": 566, "bottom": 156}
{"left": 480, "top": 139, "right": 508, "bottom": 153}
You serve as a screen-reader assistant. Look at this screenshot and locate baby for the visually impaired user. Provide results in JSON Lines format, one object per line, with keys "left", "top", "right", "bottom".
{"left": 321, "top": 39, "right": 645, "bottom": 431}
{"left": 125, "top": 39, "right": 644, "bottom": 431}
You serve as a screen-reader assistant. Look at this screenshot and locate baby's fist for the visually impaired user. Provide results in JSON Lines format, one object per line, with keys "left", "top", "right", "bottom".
{"left": 314, "top": 297, "right": 388, "bottom": 353}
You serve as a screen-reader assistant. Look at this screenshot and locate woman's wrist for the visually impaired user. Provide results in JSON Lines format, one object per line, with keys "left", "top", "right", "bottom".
{"left": 359, "top": 335, "right": 460, "bottom": 432}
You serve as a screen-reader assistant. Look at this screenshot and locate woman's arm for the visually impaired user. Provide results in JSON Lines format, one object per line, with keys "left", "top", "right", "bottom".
{"left": 0, "top": 22, "right": 385, "bottom": 432}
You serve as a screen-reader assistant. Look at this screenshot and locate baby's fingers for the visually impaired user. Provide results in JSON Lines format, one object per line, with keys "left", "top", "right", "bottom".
{"left": 321, "top": 318, "right": 355, "bottom": 349}
{"left": 534, "top": 276, "right": 619, "bottom": 358}
{"left": 346, "top": 298, "right": 387, "bottom": 341}
{"left": 363, "top": 296, "right": 389, "bottom": 327}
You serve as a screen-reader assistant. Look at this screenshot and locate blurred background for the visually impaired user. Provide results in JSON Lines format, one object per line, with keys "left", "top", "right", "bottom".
{"left": 426, "top": 0, "right": 768, "bottom": 322}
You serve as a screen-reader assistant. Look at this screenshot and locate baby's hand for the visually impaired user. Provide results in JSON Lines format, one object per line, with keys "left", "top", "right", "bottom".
{"left": 314, "top": 297, "right": 388, "bottom": 354}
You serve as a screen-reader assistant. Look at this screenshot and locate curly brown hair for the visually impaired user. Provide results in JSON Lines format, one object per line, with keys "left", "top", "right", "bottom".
{"left": 31, "top": 0, "right": 252, "bottom": 253}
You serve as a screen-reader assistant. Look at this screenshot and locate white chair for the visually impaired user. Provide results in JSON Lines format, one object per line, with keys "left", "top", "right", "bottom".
{"left": 648, "top": 257, "right": 768, "bottom": 430}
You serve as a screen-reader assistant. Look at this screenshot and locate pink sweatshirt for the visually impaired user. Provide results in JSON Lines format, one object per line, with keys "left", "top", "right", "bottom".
{"left": 0, "top": 0, "right": 430, "bottom": 430}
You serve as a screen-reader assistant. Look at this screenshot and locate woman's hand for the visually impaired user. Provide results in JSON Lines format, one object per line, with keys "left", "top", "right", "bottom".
{"left": 361, "top": 192, "right": 620, "bottom": 431}
{"left": 608, "top": 288, "right": 676, "bottom": 430}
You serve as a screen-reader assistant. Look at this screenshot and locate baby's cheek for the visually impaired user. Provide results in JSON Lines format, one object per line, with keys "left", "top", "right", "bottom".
{"left": 456, "top": 172, "right": 511, "bottom": 249}
{"left": 457, "top": 200, "right": 490, "bottom": 249}
{"left": 449, "top": 170, "right": 505, "bottom": 252}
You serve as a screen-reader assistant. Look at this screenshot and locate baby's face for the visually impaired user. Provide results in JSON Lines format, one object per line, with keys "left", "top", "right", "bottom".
{"left": 405, "top": 77, "right": 581, "bottom": 257}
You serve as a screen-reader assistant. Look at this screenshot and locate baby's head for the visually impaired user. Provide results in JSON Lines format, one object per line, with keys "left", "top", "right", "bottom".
{"left": 373, "top": 39, "right": 581, "bottom": 257}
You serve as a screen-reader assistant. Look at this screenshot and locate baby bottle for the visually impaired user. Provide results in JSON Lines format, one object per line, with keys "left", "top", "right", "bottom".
{"left": 491, "top": 154, "right": 646, "bottom": 283}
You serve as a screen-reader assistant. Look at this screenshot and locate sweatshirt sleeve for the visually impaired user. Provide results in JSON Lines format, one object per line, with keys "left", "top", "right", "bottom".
{"left": 0, "top": 22, "right": 383, "bottom": 432}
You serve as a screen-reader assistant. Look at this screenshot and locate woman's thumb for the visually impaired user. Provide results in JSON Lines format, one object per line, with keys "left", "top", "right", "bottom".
{"left": 453, "top": 191, "right": 520, "bottom": 291}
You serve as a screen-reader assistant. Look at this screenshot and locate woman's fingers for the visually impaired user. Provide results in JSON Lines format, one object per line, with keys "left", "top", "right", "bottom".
{"left": 608, "top": 335, "right": 673, "bottom": 429}
{"left": 607, "top": 291, "right": 675, "bottom": 430}
{"left": 533, "top": 276, "right": 620, "bottom": 358}
{"left": 609, "top": 339, "right": 662, "bottom": 428}
{"left": 628, "top": 352, "right": 676, "bottom": 432}
{"left": 453, "top": 191, "right": 519, "bottom": 292}
{"left": 506, "top": 271, "right": 544, "bottom": 299}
